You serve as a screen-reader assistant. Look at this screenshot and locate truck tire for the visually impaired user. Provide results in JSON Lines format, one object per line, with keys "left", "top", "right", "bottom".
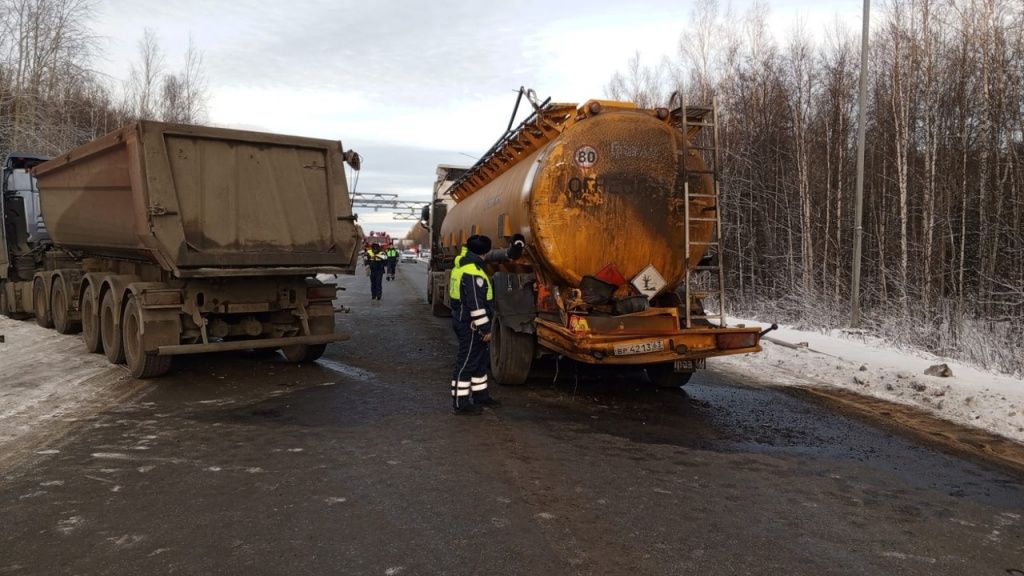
{"left": 646, "top": 364, "right": 693, "bottom": 388}
{"left": 81, "top": 283, "right": 102, "bottom": 353}
{"left": 100, "top": 291, "right": 125, "bottom": 364}
{"left": 280, "top": 316, "right": 332, "bottom": 363}
{"left": 490, "top": 314, "right": 534, "bottom": 386}
{"left": 122, "top": 295, "right": 172, "bottom": 378}
{"left": 33, "top": 278, "right": 53, "bottom": 328}
{"left": 431, "top": 292, "right": 450, "bottom": 317}
{"left": 51, "top": 277, "right": 81, "bottom": 335}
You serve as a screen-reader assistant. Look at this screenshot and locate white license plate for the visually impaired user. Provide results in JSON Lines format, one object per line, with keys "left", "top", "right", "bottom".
{"left": 613, "top": 340, "right": 665, "bottom": 356}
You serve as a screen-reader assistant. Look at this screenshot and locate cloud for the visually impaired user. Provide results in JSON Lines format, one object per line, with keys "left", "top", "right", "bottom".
{"left": 92, "top": 0, "right": 861, "bottom": 233}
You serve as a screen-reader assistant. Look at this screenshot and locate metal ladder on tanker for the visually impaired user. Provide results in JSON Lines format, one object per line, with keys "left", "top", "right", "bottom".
{"left": 678, "top": 99, "right": 727, "bottom": 329}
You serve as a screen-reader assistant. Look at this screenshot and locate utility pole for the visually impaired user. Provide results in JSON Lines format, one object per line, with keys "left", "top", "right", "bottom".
{"left": 851, "top": 0, "right": 871, "bottom": 327}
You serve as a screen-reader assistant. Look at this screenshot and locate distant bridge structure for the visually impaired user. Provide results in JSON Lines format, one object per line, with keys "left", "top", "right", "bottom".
{"left": 349, "top": 192, "right": 426, "bottom": 221}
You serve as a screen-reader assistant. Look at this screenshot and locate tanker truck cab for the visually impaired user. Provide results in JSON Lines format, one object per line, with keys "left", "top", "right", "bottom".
{"left": 426, "top": 92, "right": 771, "bottom": 387}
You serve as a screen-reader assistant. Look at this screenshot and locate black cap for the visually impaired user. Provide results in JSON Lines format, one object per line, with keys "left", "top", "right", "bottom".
{"left": 371, "top": 243, "right": 380, "bottom": 249}
{"left": 466, "top": 235, "right": 491, "bottom": 255}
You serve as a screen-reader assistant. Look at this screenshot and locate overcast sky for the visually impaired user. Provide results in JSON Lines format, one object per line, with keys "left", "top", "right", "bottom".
{"left": 92, "top": 0, "right": 861, "bottom": 238}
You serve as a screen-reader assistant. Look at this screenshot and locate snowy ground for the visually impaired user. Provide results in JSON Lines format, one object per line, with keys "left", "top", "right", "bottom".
{"left": 714, "top": 317, "right": 1024, "bottom": 444}
{"left": 0, "top": 317, "right": 134, "bottom": 468}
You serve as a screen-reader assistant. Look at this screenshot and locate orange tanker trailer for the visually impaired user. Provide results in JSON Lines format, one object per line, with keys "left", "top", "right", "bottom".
{"left": 423, "top": 90, "right": 772, "bottom": 386}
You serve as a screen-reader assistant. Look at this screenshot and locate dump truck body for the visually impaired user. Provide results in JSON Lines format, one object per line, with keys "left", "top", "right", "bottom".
{"left": 425, "top": 97, "right": 765, "bottom": 386}
{"left": 36, "top": 122, "right": 358, "bottom": 272}
{"left": 1, "top": 122, "right": 361, "bottom": 378}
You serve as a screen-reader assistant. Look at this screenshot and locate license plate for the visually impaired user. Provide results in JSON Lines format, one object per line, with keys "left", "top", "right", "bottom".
{"left": 613, "top": 340, "right": 665, "bottom": 356}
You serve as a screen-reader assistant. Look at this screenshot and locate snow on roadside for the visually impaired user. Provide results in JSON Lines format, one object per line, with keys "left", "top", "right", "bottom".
{"left": 712, "top": 317, "right": 1024, "bottom": 443}
{"left": 0, "top": 317, "right": 129, "bottom": 459}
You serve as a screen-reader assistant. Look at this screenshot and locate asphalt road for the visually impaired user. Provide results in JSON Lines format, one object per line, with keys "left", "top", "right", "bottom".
{"left": 1, "top": 259, "right": 1022, "bottom": 576}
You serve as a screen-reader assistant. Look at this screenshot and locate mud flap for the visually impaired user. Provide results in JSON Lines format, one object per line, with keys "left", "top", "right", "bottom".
{"left": 138, "top": 308, "right": 182, "bottom": 354}
{"left": 491, "top": 272, "right": 536, "bottom": 334}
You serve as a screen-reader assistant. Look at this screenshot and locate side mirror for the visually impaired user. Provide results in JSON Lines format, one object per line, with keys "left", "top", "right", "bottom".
{"left": 420, "top": 204, "right": 430, "bottom": 224}
{"left": 343, "top": 150, "right": 361, "bottom": 171}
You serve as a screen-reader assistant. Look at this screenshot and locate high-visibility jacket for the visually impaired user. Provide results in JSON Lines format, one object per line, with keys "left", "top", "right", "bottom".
{"left": 448, "top": 246, "right": 469, "bottom": 298}
{"left": 449, "top": 261, "right": 493, "bottom": 301}
{"left": 450, "top": 253, "right": 493, "bottom": 333}
{"left": 386, "top": 248, "right": 399, "bottom": 259}
{"left": 365, "top": 249, "right": 387, "bottom": 265}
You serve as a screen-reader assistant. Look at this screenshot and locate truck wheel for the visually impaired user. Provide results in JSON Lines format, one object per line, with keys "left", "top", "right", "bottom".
{"left": 490, "top": 314, "right": 534, "bottom": 386}
{"left": 81, "top": 283, "right": 102, "bottom": 353}
{"left": 33, "top": 278, "right": 53, "bottom": 328}
{"left": 646, "top": 364, "right": 693, "bottom": 388}
{"left": 123, "top": 295, "right": 172, "bottom": 378}
{"left": 100, "top": 291, "right": 125, "bottom": 364}
{"left": 281, "top": 316, "right": 332, "bottom": 363}
{"left": 51, "top": 277, "right": 81, "bottom": 335}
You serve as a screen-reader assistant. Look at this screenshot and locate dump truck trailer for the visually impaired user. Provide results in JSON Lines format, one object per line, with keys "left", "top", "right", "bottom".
{"left": 424, "top": 92, "right": 770, "bottom": 386}
{"left": 0, "top": 121, "right": 362, "bottom": 377}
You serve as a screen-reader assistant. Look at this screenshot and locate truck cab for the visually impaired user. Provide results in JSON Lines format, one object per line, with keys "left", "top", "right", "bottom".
{"left": 2, "top": 153, "right": 51, "bottom": 256}
{"left": 1, "top": 153, "right": 50, "bottom": 315}
{"left": 423, "top": 164, "right": 469, "bottom": 315}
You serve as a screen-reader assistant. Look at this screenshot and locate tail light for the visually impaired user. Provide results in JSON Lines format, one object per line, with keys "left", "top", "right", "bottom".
{"left": 307, "top": 286, "right": 338, "bottom": 301}
{"left": 716, "top": 332, "right": 757, "bottom": 350}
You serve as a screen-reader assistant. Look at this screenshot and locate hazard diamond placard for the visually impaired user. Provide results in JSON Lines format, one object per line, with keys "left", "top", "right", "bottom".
{"left": 631, "top": 264, "right": 666, "bottom": 300}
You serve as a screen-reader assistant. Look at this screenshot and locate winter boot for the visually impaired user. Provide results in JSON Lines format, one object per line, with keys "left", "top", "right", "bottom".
{"left": 453, "top": 403, "right": 482, "bottom": 415}
{"left": 473, "top": 394, "right": 501, "bottom": 408}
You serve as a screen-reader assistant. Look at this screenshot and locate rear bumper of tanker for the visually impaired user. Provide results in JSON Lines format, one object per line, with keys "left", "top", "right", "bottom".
{"left": 534, "top": 320, "right": 763, "bottom": 365}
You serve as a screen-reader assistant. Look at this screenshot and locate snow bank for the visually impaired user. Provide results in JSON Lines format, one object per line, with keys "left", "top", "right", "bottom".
{"left": 713, "top": 317, "right": 1024, "bottom": 443}
{"left": 0, "top": 317, "right": 129, "bottom": 461}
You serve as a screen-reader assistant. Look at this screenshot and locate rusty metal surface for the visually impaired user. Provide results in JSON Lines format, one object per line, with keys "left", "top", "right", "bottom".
{"left": 34, "top": 122, "right": 360, "bottom": 276}
{"left": 535, "top": 318, "right": 762, "bottom": 365}
{"left": 439, "top": 106, "right": 714, "bottom": 287}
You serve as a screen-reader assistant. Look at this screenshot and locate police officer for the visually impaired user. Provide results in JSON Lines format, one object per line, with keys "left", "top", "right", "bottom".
{"left": 448, "top": 234, "right": 526, "bottom": 415}
{"left": 385, "top": 244, "right": 399, "bottom": 281}
{"left": 364, "top": 242, "right": 387, "bottom": 300}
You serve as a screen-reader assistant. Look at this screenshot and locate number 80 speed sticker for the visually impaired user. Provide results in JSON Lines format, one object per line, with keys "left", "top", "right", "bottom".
{"left": 574, "top": 145, "right": 598, "bottom": 168}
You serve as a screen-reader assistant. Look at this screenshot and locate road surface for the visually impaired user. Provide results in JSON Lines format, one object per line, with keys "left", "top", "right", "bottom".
{"left": 1, "top": 259, "right": 1022, "bottom": 575}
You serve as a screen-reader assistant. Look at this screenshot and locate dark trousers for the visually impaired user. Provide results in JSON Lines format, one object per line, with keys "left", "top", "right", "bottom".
{"left": 369, "top": 267, "right": 384, "bottom": 298}
{"left": 386, "top": 260, "right": 397, "bottom": 278}
{"left": 451, "top": 319, "right": 491, "bottom": 407}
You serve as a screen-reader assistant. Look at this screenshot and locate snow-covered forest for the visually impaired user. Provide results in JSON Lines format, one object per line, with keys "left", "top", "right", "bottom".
{"left": 607, "top": 0, "right": 1024, "bottom": 374}
{"left": 0, "top": 0, "right": 207, "bottom": 157}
